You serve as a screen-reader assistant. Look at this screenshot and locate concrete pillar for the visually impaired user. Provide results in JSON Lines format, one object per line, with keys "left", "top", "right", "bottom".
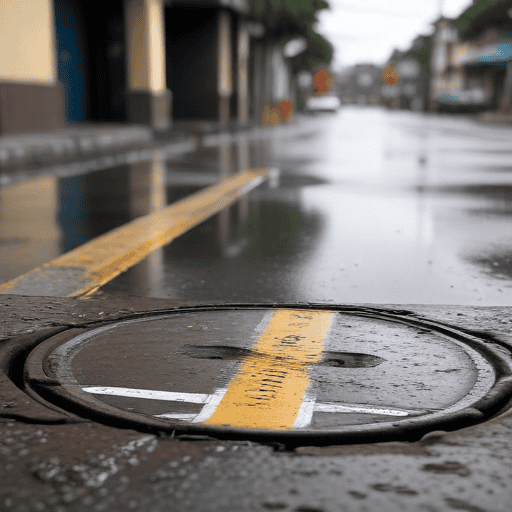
{"left": 125, "top": 0, "right": 171, "bottom": 130}
{"left": 258, "top": 43, "right": 272, "bottom": 124}
{"left": 272, "top": 47, "right": 290, "bottom": 102}
{"left": 218, "top": 10, "right": 233, "bottom": 127}
{"left": 0, "top": 0, "right": 64, "bottom": 134}
{"left": 237, "top": 23, "right": 250, "bottom": 126}
{"left": 250, "top": 41, "right": 264, "bottom": 124}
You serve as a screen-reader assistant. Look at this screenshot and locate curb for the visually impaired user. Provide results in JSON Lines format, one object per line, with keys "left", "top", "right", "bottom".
{"left": 0, "top": 119, "right": 265, "bottom": 177}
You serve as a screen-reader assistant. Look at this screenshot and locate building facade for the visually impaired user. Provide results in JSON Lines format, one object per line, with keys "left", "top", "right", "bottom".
{"left": 0, "top": 0, "right": 282, "bottom": 135}
{"left": 428, "top": 3, "right": 512, "bottom": 113}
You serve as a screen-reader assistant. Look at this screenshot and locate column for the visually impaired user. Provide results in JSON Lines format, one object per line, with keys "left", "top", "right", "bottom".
{"left": 125, "top": 0, "right": 171, "bottom": 130}
{"left": 237, "top": 22, "right": 250, "bottom": 126}
{"left": 218, "top": 10, "right": 233, "bottom": 127}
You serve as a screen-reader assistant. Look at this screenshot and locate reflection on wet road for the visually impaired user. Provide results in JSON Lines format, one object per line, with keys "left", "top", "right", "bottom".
{"left": 107, "top": 108, "right": 512, "bottom": 305}
{"left": 3, "top": 107, "right": 512, "bottom": 304}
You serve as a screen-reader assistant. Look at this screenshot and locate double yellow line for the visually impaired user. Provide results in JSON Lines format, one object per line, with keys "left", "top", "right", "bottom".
{"left": 0, "top": 169, "right": 267, "bottom": 298}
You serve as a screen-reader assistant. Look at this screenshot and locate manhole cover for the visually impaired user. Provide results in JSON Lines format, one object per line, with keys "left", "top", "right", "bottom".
{"left": 24, "top": 305, "right": 512, "bottom": 443}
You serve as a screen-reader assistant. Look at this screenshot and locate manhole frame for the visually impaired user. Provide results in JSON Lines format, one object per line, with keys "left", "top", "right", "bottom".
{"left": 23, "top": 304, "right": 512, "bottom": 445}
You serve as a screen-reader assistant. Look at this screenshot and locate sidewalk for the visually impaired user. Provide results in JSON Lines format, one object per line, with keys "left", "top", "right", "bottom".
{"left": 0, "top": 124, "right": 156, "bottom": 171}
{"left": 0, "top": 119, "right": 256, "bottom": 176}
{"left": 476, "top": 110, "right": 512, "bottom": 124}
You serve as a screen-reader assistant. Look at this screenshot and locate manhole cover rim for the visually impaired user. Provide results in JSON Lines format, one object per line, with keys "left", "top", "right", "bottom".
{"left": 24, "top": 304, "right": 512, "bottom": 442}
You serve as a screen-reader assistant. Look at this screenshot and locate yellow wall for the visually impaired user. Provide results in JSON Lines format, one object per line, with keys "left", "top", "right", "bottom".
{"left": 125, "top": 0, "right": 166, "bottom": 92}
{"left": 435, "top": 74, "right": 463, "bottom": 93}
{"left": 451, "top": 42, "right": 476, "bottom": 67}
{"left": 0, "top": 0, "right": 56, "bottom": 84}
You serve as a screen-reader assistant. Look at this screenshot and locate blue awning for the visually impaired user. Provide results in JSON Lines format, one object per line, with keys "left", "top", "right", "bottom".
{"left": 466, "top": 43, "right": 512, "bottom": 67}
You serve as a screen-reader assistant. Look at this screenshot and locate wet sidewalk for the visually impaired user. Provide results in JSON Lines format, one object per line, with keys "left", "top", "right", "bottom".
{"left": 0, "top": 124, "right": 157, "bottom": 171}
{"left": 0, "top": 119, "right": 254, "bottom": 176}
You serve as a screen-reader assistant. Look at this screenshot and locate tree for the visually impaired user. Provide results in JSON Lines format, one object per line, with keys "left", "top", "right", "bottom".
{"left": 408, "top": 35, "right": 432, "bottom": 68}
{"left": 454, "top": 0, "right": 512, "bottom": 38}
{"left": 289, "top": 27, "right": 334, "bottom": 71}
{"left": 249, "top": 0, "right": 333, "bottom": 70}
{"left": 250, "top": 0, "right": 330, "bottom": 38}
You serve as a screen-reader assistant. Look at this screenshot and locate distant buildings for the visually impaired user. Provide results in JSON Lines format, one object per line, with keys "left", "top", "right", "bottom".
{"left": 336, "top": 36, "right": 430, "bottom": 110}
{"left": 336, "top": 64, "right": 383, "bottom": 106}
{"left": 337, "top": 0, "right": 512, "bottom": 115}
{"left": 428, "top": 13, "right": 506, "bottom": 112}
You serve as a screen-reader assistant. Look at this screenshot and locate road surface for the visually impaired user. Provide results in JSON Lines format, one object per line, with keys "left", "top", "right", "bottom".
{"left": 2, "top": 107, "right": 512, "bottom": 304}
{"left": 2, "top": 107, "right": 512, "bottom": 512}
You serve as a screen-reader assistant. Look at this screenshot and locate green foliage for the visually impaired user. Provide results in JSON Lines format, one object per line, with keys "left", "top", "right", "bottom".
{"left": 249, "top": 0, "right": 330, "bottom": 38}
{"left": 289, "top": 28, "right": 333, "bottom": 70}
{"left": 408, "top": 36, "right": 432, "bottom": 66}
{"left": 249, "top": 0, "right": 333, "bottom": 70}
{"left": 454, "top": 0, "right": 508, "bottom": 36}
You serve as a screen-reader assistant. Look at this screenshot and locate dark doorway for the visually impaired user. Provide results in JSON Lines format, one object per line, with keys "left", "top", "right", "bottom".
{"left": 54, "top": 0, "right": 127, "bottom": 123}
{"left": 54, "top": 0, "right": 88, "bottom": 122}
{"left": 166, "top": 6, "right": 219, "bottom": 120}
{"left": 87, "top": 1, "right": 127, "bottom": 121}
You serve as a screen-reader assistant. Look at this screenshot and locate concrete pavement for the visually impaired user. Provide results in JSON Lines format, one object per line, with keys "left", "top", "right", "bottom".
{"left": 1, "top": 295, "right": 512, "bottom": 511}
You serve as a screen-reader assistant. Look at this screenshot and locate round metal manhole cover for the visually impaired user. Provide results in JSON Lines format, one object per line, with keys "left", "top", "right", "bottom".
{"left": 25, "top": 306, "right": 512, "bottom": 443}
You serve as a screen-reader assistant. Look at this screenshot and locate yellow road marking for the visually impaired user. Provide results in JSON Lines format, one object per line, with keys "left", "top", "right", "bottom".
{"left": 0, "top": 169, "right": 267, "bottom": 298}
{"left": 204, "top": 309, "right": 336, "bottom": 430}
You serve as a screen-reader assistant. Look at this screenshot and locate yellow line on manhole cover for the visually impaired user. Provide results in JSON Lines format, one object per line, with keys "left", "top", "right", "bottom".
{"left": 204, "top": 309, "right": 336, "bottom": 429}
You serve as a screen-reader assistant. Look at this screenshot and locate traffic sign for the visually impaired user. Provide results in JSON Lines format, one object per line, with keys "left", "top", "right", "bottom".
{"left": 313, "top": 69, "right": 332, "bottom": 93}
{"left": 25, "top": 305, "right": 512, "bottom": 443}
{"left": 382, "top": 64, "right": 400, "bottom": 85}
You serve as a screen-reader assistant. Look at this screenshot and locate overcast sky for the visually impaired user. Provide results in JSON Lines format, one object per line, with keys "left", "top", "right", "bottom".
{"left": 317, "top": 0, "right": 473, "bottom": 70}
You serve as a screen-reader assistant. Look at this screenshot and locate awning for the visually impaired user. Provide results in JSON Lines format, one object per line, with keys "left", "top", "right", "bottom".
{"left": 465, "top": 43, "right": 512, "bottom": 67}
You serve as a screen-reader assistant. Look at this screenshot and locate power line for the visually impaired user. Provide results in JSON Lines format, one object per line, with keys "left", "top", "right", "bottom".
{"left": 334, "top": 3, "right": 433, "bottom": 20}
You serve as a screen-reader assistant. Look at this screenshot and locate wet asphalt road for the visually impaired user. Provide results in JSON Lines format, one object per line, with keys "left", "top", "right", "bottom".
{"left": 114, "top": 108, "right": 512, "bottom": 305}
{"left": 3, "top": 109, "right": 512, "bottom": 511}
{"left": 3, "top": 106, "right": 512, "bottom": 304}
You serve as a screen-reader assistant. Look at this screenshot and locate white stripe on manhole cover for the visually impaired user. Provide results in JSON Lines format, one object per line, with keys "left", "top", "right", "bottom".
{"left": 81, "top": 386, "right": 415, "bottom": 427}
{"left": 41, "top": 307, "right": 496, "bottom": 434}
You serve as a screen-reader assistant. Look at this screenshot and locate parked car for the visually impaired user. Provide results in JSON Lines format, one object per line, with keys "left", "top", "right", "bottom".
{"left": 435, "top": 88, "right": 490, "bottom": 112}
{"left": 305, "top": 95, "right": 341, "bottom": 113}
